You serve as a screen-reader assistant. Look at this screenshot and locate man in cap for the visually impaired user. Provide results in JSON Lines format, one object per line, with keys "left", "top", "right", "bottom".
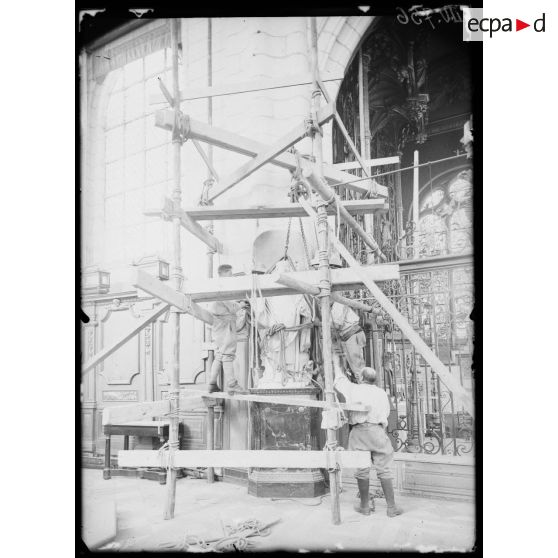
{"left": 333, "top": 360, "right": 403, "bottom": 517}
{"left": 207, "top": 264, "right": 248, "bottom": 393}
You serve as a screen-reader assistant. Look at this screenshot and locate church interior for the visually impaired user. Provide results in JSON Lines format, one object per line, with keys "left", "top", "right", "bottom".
{"left": 80, "top": 12, "right": 475, "bottom": 551}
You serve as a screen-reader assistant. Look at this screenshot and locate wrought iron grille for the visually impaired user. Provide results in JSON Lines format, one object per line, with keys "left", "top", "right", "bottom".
{"left": 359, "top": 266, "right": 474, "bottom": 456}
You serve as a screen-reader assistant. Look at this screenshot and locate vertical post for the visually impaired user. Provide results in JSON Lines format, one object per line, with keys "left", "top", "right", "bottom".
{"left": 164, "top": 18, "right": 183, "bottom": 520}
{"left": 206, "top": 401, "right": 216, "bottom": 483}
{"left": 413, "top": 150, "right": 420, "bottom": 255}
{"left": 205, "top": 18, "right": 216, "bottom": 382}
{"left": 358, "top": 50, "right": 375, "bottom": 265}
{"left": 308, "top": 17, "right": 341, "bottom": 526}
{"left": 370, "top": 320, "right": 383, "bottom": 389}
{"left": 394, "top": 154, "right": 404, "bottom": 259}
{"left": 103, "top": 435, "right": 111, "bottom": 480}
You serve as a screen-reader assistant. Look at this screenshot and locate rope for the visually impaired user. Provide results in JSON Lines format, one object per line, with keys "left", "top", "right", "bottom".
{"left": 159, "top": 518, "right": 279, "bottom": 552}
{"left": 298, "top": 217, "right": 312, "bottom": 269}
{"left": 270, "top": 495, "right": 328, "bottom": 506}
{"left": 323, "top": 441, "right": 345, "bottom": 472}
{"left": 284, "top": 217, "right": 293, "bottom": 259}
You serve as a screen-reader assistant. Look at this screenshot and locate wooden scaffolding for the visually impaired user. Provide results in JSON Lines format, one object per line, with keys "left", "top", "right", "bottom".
{"left": 82, "top": 17, "right": 473, "bottom": 525}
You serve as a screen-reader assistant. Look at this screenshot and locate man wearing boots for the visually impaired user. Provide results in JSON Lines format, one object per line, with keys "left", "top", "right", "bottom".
{"left": 333, "top": 362, "right": 403, "bottom": 517}
{"left": 207, "top": 264, "right": 248, "bottom": 394}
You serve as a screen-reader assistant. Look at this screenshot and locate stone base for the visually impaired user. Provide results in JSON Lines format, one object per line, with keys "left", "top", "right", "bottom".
{"left": 223, "top": 467, "right": 249, "bottom": 486}
{"left": 248, "top": 468, "right": 327, "bottom": 498}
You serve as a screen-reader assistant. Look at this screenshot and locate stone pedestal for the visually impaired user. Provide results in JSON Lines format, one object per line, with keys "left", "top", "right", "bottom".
{"left": 247, "top": 387, "right": 327, "bottom": 498}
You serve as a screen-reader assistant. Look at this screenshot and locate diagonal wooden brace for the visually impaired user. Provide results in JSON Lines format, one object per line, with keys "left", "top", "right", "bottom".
{"left": 82, "top": 303, "right": 171, "bottom": 375}
{"left": 134, "top": 270, "right": 214, "bottom": 325}
{"left": 145, "top": 197, "right": 223, "bottom": 254}
{"left": 154, "top": 111, "right": 388, "bottom": 198}
{"left": 299, "top": 197, "right": 474, "bottom": 417}
{"left": 301, "top": 163, "right": 386, "bottom": 261}
{"left": 207, "top": 102, "right": 336, "bottom": 202}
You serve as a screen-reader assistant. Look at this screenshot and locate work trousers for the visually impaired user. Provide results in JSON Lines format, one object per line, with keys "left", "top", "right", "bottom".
{"left": 348, "top": 423, "right": 394, "bottom": 481}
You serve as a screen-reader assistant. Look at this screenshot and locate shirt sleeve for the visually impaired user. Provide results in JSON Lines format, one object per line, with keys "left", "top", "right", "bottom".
{"left": 333, "top": 375, "right": 354, "bottom": 401}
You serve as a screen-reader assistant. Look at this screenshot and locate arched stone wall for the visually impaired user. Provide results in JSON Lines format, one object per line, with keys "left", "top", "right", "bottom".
{"left": 316, "top": 16, "right": 375, "bottom": 165}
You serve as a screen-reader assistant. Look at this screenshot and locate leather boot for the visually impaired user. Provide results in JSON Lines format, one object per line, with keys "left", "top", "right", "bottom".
{"left": 226, "top": 378, "right": 248, "bottom": 395}
{"left": 208, "top": 382, "right": 220, "bottom": 393}
{"left": 208, "top": 359, "right": 222, "bottom": 392}
{"left": 380, "top": 478, "right": 403, "bottom": 517}
{"left": 354, "top": 478, "right": 372, "bottom": 515}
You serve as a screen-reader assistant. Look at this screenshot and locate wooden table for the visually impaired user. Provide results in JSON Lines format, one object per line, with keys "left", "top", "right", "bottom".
{"left": 103, "top": 420, "right": 182, "bottom": 482}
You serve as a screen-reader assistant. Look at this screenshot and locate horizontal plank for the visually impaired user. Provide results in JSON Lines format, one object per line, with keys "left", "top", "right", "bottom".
{"left": 203, "top": 391, "right": 370, "bottom": 412}
{"left": 154, "top": 112, "right": 387, "bottom": 198}
{"left": 183, "top": 199, "right": 388, "bottom": 221}
{"left": 149, "top": 71, "right": 344, "bottom": 104}
{"left": 102, "top": 400, "right": 171, "bottom": 426}
{"left": 332, "top": 156, "right": 400, "bottom": 171}
{"left": 182, "top": 264, "right": 399, "bottom": 303}
{"left": 118, "top": 449, "right": 371, "bottom": 469}
{"left": 107, "top": 421, "right": 170, "bottom": 428}
{"left": 273, "top": 272, "right": 379, "bottom": 315}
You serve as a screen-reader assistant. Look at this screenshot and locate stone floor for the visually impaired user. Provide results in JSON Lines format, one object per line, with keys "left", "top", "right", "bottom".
{"left": 81, "top": 468, "right": 476, "bottom": 553}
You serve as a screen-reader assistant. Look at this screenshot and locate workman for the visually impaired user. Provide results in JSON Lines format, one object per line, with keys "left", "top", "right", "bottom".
{"left": 333, "top": 360, "right": 403, "bottom": 518}
{"left": 207, "top": 264, "right": 249, "bottom": 393}
{"left": 310, "top": 251, "right": 366, "bottom": 382}
{"left": 330, "top": 301, "right": 366, "bottom": 383}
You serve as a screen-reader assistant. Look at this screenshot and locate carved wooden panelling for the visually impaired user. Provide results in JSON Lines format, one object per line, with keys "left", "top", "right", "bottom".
{"left": 102, "top": 390, "right": 138, "bottom": 401}
{"left": 155, "top": 313, "right": 205, "bottom": 386}
{"left": 401, "top": 461, "right": 474, "bottom": 499}
{"left": 99, "top": 303, "right": 141, "bottom": 385}
{"left": 82, "top": 413, "right": 92, "bottom": 442}
{"left": 180, "top": 411, "right": 223, "bottom": 450}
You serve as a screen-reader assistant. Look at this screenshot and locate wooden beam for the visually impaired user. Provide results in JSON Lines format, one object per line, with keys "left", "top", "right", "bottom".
{"left": 134, "top": 270, "right": 214, "bottom": 325}
{"left": 154, "top": 111, "right": 387, "bottom": 197}
{"left": 149, "top": 71, "right": 344, "bottom": 104}
{"left": 272, "top": 272, "right": 380, "bottom": 316}
{"left": 332, "top": 156, "right": 400, "bottom": 171}
{"left": 183, "top": 199, "right": 388, "bottom": 221}
{"left": 207, "top": 102, "right": 336, "bottom": 202}
{"left": 192, "top": 139, "right": 219, "bottom": 182}
{"left": 300, "top": 199, "right": 474, "bottom": 416}
{"left": 323, "top": 164, "right": 388, "bottom": 198}
{"left": 301, "top": 164, "right": 387, "bottom": 261}
{"left": 181, "top": 263, "right": 399, "bottom": 303}
{"left": 203, "top": 391, "right": 370, "bottom": 412}
{"left": 102, "top": 400, "right": 171, "bottom": 426}
{"left": 118, "top": 449, "right": 371, "bottom": 469}
{"left": 82, "top": 304, "right": 171, "bottom": 375}
{"left": 161, "top": 198, "right": 223, "bottom": 254}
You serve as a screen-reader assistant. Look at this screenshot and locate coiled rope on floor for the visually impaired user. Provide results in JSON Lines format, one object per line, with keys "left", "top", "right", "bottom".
{"left": 158, "top": 518, "right": 280, "bottom": 552}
